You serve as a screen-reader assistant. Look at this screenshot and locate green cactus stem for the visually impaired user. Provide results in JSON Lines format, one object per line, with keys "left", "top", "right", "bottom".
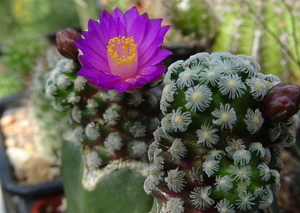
{"left": 44, "top": 55, "right": 163, "bottom": 212}
{"left": 145, "top": 52, "right": 300, "bottom": 213}
{"left": 25, "top": 46, "right": 71, "bottom": 163}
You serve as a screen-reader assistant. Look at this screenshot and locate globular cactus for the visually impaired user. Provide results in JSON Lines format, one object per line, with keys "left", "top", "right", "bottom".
{"left": 44, "top": 57, "right": 161, "bottom": 212}
{"left": 43, "top": 5, "right": 172, "bottom": 211}
{"left": 162, "top": 0, "right": 221, "bottom": 51}
{"left": 144, "top": 51, "right": 300, "bottom": 213}
{"left": 45, "top": 57, "right": 162, "bottom": 165}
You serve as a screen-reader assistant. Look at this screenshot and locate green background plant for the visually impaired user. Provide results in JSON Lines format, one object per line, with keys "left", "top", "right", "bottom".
{"left": 0, "top": 0, "right": 99, "bottom": 98}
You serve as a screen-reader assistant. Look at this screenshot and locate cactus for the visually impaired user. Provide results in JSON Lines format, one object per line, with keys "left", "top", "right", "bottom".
{"left": 27, "top": 46, "right": 69, "bottom": 162}
{"left": 144, "top": 51, "right": 300, "bottom": 212}
{"left": 41, "top": 5, "right": 300, "bottom": 212}
{"left": 44, "top": 56, "right": 162, "bottom": 212}
{"left": 162, "top": 0, "right": 221, "bottom": 50}
{"left": 213, "top": 0, "right": 300, "bottom": 83}
{"left": 43, "top": 6, "right": 172, "bottom": 212}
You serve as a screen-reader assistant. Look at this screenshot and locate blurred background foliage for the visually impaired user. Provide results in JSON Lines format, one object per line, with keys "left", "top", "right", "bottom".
{"left": 0, "top": 0, "right": 99, "bottom": 98}
{"left": 0, "top": 0, "right": 100, "bottom": 45}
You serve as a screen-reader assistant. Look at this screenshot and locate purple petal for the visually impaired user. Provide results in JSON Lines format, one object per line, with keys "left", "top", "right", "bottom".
{"left": 116, "top": 18, "right": 126, "bottom": 36}
{"left": 106, "top": 15, "right": 121, "bottom": 39}
{"left": 96, "top": 72, "right": 120, "bottom": 87}
{"left": 79, "top": 32, "right": 107, "bottom": 58}
{"left": 124, "top": 7, "right": 140, "bottom": 27}
{"left": 86, "top": 19, "right": 107, "bottom": 48}
{"left": 77, "top": 66, "right": 101, "bottom": 79}
{"left": 127, "top": 14, "right": 147, "bottom": 44}
{"left": 145, "top": 65, "right": 167, "bottom": 81}
{"left": 138, "top": 19, "right": 163, "bottom": 51}
{"left": 137, "top": 65, "right": 166, "bottom": 81}
{"left": 138, "top": 38, "right": 164, "bottom": 66}
{"left": 157, "top": 25, "right": 170, "bottom": 39}
{"left": 76, "top": 41, "right": 104, "bottom": 60}
{"left": 100, "top": 9, "right": 111, "bottom": 19}
{"left": 114, "top": 81, "right": 131, "bottom": 93}
{"left": 78, "top": 55, "right": 108, "bottom": 70}
{"left": 99, "top": 16, "right": 112, "bottom": 43}
{"left": 96, "top": 72, "right": 130, "bottom": 92}
{"left": 139, "top": 49, "right": 172, "bottom": 68}
{"left": 76, "top": 42, "right": 108, "bottom": 69}
{"left": 112, "top": 7, "right": 124, "bottom": 19}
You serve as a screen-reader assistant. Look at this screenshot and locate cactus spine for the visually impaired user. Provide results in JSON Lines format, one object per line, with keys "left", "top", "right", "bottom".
{"left": 145, "top": 52, "right": 299, "bottom": 212}
{"left": 44, "top": 57, "right": 163, "bottom": 212}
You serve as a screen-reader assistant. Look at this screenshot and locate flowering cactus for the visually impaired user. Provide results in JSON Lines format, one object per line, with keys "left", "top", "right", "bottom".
{"left": 45, "top": 58, "right": 159, "bottom": 212}
{"left": 43, "top": 5, "right": 300, "bottom": 213}
{"left": 144, "top": 52, "right": 300, "bottom": 212}
{"left": 45, "top": 7, "right": 171, "bottom": 213}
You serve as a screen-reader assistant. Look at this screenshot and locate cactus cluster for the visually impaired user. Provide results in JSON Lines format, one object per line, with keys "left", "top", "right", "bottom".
{"left": 27, "top": 46, "right": 68, "bottom": 162}
{"left": 42, "top": 5, "right": 300, "bottom": 211}
{"left": 144, "top": 51, "right": 299, "bottom": 212}
{"left": 44, "top": 57, "right": 163, "bottom": 190}
{"left": 162, "top": 0, "right": 220, "bottom": 48}
{"left": 213, "top": 0, "right": 300, "bottom": 83}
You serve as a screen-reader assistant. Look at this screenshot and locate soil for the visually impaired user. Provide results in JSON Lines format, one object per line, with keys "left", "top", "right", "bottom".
{"left": 0, "top": 106, "right": 60, "bottom": 185}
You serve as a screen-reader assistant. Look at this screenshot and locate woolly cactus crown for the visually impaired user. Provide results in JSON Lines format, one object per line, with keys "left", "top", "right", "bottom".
{"left": 145, "top": 51, "right": 299, "bottom": 213}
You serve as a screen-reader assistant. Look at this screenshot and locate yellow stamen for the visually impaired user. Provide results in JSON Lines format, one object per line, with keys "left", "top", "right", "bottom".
{"left": 107, "top": 36, "right": 137, "bottom": 65}
{"left": 107, "top": 35, "right": 138, "bottom": 79}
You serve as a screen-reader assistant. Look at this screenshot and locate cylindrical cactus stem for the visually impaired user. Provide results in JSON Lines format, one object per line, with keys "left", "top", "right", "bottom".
{"left": 145, "top": 52, "right": 300, "bottom": 213}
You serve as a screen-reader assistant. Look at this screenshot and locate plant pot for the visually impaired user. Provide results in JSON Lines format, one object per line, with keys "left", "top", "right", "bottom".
{"left": 31, "top": 194, "right": 63, "bottom": 213}
{"left": 0, "top": 92, "right": 63, "bottom": 198}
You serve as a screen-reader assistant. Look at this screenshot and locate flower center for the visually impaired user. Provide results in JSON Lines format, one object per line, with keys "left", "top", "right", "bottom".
{"left": 107, "top": 36, "right": 138, "bottom": 79}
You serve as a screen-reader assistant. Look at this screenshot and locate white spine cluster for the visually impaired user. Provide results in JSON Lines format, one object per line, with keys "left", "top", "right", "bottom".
{"left": 145, "top": 52, "right": 296, "bottom": 213}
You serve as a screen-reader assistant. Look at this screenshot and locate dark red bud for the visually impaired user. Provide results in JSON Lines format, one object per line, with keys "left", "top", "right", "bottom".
{"left": 56, "top": 28, "right": 81, "bottom": 60}
{"left": 261, "top": 83, "right": 300, "bottom": 122}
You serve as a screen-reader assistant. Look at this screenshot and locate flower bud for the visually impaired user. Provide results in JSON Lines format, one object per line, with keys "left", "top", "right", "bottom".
{"left": 261, "top": 83, "right": 300, "bottom": 122}
{"left": 56, "top": 28, "right": 81, "bottom": 60}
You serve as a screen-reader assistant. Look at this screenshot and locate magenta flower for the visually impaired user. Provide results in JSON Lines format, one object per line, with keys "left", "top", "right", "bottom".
{"left": 75, "top": 7, "right": 172, "bottom": 93}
